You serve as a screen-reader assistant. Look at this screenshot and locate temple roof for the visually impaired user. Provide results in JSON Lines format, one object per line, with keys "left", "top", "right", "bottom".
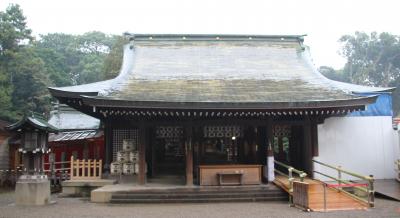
{"left": 49, "top": 34, "right": 393, "bottom": 110}
{"left": 49, "top": 130, "right": 103, "bottom": 142}
{"left": 6, "top": 112, "right": 58, "bottom": 132}
{"left": 48, "top": 104, "right": 100, "bottom": 130}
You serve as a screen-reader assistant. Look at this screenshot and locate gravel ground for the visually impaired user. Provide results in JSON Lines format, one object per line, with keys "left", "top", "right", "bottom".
{"left": 0, "top": 190, "right": 399, "bottom": 218}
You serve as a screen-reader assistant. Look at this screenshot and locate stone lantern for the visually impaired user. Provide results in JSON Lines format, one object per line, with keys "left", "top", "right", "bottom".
{"left": 6, "top": 112, "right": 58, "bottom": 206}
{"left": 6, "top": 112, "right": 58, "bottom": 173}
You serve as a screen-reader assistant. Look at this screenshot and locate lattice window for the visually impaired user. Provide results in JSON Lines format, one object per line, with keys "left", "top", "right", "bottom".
{"left": 112, "top": 129, "right": 138, "bottom": 161}
{"left": 272, "top": 125, "right": 291, "bottom": 162}
{"left": 272, "top": 125, "right": 291, "bottom": 137}
{"left": 203, "top": 125, "right": 243, "bottom": 138}
{"left": 155, "top": 126, "right": 183, "bottom": 138}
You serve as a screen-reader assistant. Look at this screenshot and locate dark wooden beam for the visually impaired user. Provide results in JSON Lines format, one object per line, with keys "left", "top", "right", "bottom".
{"left": 185, "top": 126, "right": 194, "bottom": 186}
{"left": 138, "top": 126, "right": 146, "bottom": 185}
{"left": 104, "top": 121, "right": 113, "bottom": 175}
{"left": 303, "top": 116, "right": 313, "bottom": 177}
{"left": 311, "top": 121, "right": 319, "bottom": 157}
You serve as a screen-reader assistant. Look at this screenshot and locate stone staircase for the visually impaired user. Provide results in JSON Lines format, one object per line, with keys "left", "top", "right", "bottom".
{"left": 110, "top": 185, "right": 288, "bottom": 203}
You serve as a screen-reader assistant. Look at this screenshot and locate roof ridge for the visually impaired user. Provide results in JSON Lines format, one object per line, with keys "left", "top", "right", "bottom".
{"left": 123, "top": 33, "right": 306, "bottom": 42}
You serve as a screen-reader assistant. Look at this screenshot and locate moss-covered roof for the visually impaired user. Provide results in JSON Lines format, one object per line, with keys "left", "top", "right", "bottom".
{"left": 49, "top": 34, "right": 392, "bottom": 109}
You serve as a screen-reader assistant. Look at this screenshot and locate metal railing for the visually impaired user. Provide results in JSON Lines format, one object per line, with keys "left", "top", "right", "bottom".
{"left": 274, "top": 160, "right": 307, "bottom": 194}
{"left": 312, "top": 159, "right": 375, "bottom": 208}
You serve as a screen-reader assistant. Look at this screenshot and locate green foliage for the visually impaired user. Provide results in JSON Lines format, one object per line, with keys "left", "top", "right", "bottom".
{"left": 102, "top": 36, "right": 127, "bottom": 79}
{"left": 0, "top": 4, "right": 32, "bottom": 54}
{"left": 0, "top": 4, "right": 125, "bottom": 122}
{"left": 339, "top": 32, "right": 400, "bottom": 87}
{"left": 77, "top": 31, "right": 114, "bottom": 54}
{"left": 0, "top": 4, "right": 32, "bottom": 121}
{"left": 318, "top": 66, "right": 349, "bottom": 83}
{"left": 336, "top": 31, "right": 400, "bottom": 115}
{"left": 36, "top": 31, "right": 116, "bottom": 85}
{"left": 8, "top": 47, "right": 52, "bottom": 115}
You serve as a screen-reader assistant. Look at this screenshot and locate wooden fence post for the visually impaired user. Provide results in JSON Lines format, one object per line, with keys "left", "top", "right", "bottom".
{"left": 88, "top": 159, "right": 90, "bottom": 177}
{"left": 69, "top": 156, "right": 102, "bottom": 180}
{"left": 94, "top": 159, "right": 97, "bottom": 178}
{"left": 99, "top": 159, "right": 102, "bottom": 178}
{"left": 70, "top": 156, "right": 74, "bottom": 179}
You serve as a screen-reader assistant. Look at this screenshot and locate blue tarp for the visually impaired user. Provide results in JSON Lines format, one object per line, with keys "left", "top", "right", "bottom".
{"left": 348, "top": 92, "right": 393, "bottom": 117}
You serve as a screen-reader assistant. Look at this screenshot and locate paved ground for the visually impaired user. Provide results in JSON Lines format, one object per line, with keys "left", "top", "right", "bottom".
{"left": 375, "top": 179, "right": 400, "bottom": 201}
{"left": 0, "top": 189, "right": 399, "bottom": 218}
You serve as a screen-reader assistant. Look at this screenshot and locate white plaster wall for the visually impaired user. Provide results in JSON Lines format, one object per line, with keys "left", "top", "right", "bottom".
{"left": 314, "top": 116, "right": 399, "bottom": 180}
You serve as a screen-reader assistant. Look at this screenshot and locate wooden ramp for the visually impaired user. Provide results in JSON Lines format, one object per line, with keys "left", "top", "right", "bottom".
{"left": 273, "top": 175, "right": 368, "bottom": 212}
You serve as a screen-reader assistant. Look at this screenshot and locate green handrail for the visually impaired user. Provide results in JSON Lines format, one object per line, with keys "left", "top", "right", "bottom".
{"left": 312, "top": 159, "right": 374, "bottom": 208}
{"left": 313, "top": 159, "right": 373, "bottom": 180}
{"left": 275, "top": 160, "right": 307, "bottom": 177}
{"left": 274, "top": 159, "right": 307, "bottom": 203}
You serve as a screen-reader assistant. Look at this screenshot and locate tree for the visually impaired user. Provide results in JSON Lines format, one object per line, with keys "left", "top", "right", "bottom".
{"left": 36, "top": 32, "right": 118, "bottom": 85}
{"left": 0, "top": 4, "right": 33, "bottom": 121}
{"left": 339, "top": 32, "right": 400, "bottom": 87}
{"left": 77, "top": 31, "right": 114, "bottom": 54}
{"left": 318, "top": 66, "right": 349, "bottom": 83}
{"left": 339, "top": 31, "right": 400, "bottom": 115}
{"left": 102, "top": 35, "right": 127, "bottom": 79}
{"left": 0, "top": 4, "right": 32, "bottom": 55}
{"left": 0, "top": 4, "right": 125, "bottom": 121}
{"left": 8, "top": 47, "right": 52, "bottom": 115}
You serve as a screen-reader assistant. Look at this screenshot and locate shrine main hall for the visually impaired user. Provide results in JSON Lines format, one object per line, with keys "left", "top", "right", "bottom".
{"left": 48, "top": 34, "right": 391, "bottom": 186}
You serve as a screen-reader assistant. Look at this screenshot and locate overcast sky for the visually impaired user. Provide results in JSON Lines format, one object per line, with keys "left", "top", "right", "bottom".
{"left": 1, "top": 0, "right": 399, "bottom": 69}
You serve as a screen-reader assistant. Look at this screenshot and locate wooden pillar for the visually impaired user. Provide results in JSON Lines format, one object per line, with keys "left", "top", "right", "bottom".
{"left": 257, "top": 126, "right": 267, "bottom": 165}
{"left": 138, "top": 126, "right": 146, "bottom": 185}
{"left": 311, "top": 122, "right": 319, "bottom": 157}
{"left": 151, "top": 127, "right": 157, "bottom": 177}
{"left": 103, "top": 121, "right": 113, "bottom": 174}
{"left": 266, "top": 118, "right": 273, "bottom": 148}
{"left": 185, "top": 126, "right": 193, "bottom": 186}
{"left": 303, "top": 116, "right": 313, "bottom": 176}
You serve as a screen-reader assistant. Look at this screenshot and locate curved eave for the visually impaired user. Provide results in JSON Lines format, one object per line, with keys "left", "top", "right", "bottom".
{"left": 5, "top": 119, "right": 26, "bottom": 131}
{"left": 48, "top": 87, "right": 98, "bottom": 98}
{"left": 329, "top": 80, "right": 396, "bottom": 93}
{"left": 352, "top": 87, "right": 396, "bottom": 94}
{"left": 6, "top": 118, "right": 58, "bottom": 133}
{"left": 80, "top": 95, "right": 378, "bottom": 110}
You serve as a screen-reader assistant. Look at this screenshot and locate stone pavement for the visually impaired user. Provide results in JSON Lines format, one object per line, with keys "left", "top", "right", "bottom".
{"left": 0, "top": 190, "right": 399, "bottom": 218}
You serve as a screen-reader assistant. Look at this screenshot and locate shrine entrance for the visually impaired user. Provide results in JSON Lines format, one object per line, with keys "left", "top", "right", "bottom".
{"left": 272, "top": 124, "right": 313, "bottom": 175}
{"left": 149, "top": 126, "right": 186, "bottom": 183}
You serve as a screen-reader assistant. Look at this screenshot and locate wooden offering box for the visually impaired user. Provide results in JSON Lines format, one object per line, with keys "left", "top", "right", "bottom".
{"left": 199, "top": 165, "right": 262, "bottom": 186}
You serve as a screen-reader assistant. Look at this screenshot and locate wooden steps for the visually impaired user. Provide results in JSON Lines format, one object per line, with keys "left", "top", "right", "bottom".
{"left": 110, "top": 186, "right": 288, "bottom": 204}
